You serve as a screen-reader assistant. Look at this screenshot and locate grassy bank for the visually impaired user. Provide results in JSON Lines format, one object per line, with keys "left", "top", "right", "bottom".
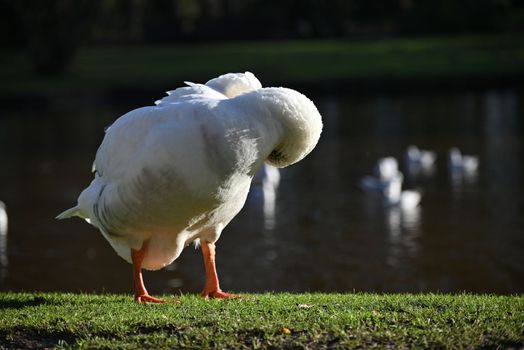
{"left": 2, "top": 34, "right": 524, "bottom": 100}
{"left": 0, "top": 292, "right": 522, "bottom": 349}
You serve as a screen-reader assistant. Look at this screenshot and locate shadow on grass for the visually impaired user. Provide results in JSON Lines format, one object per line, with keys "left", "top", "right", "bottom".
{"left": 0, "top": 296, "right": 55, "bottom": 310}
{"left": 0, "top": 329, "right": 77, "bottom": 349}
{"left": 1, "top": 325, "right": 522, "bottom": 349}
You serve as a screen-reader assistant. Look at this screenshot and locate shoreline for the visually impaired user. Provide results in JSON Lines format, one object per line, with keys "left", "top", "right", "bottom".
{"left": 2, "top": 74, "right": 522, "bottom": 112}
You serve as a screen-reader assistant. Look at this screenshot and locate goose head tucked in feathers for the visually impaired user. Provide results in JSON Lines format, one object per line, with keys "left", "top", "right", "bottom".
{"left": 230, "top": 87, "right": 323, "bottom": 168}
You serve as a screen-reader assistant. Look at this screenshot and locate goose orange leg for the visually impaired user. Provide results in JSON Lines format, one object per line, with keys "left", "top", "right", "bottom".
{"left": 200, "top": 240, "right": 240, "bottom": 299}
{"left": 131, "top": 240, "right": 178, "bottom": 304}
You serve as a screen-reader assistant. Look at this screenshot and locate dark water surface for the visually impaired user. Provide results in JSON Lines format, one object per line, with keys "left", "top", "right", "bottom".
{"left": 0, "top": 88, "right": 523, "bottom": 295}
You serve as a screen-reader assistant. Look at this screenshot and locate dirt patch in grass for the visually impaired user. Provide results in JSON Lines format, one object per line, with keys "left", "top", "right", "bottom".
{"left": 0, "top": 329, "right": 77, "bottom": 349}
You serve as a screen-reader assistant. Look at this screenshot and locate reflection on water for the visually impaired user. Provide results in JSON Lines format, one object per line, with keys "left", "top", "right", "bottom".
{"left": 0, "top": 201, "right": 7, "bottom": 284}
{"left": 262, "top": 165, "right": 280, "bottom": 230}
{"left": 0, "top": 88, "right": 522, "bottom": 294}
{"left": 385, "top": 205, "right": 421, "bottom": 268}
{"left": 248, "top": 165, "right": 281, "bottom": 267}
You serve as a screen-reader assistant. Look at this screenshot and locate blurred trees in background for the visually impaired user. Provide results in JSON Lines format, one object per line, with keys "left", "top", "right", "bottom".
{"left": 1, "top": 0, "right": 522, "bottom": 75}
{"left": 5, "top": 1, "right": 97, "bottom": 75}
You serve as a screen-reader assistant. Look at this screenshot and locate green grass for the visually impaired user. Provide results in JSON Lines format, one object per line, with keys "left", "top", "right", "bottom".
{"left": 1, "top": 34, "right": 524, "bottom": 98}
{"left": 0, "top": 293, "right": 522, "bottom": 349}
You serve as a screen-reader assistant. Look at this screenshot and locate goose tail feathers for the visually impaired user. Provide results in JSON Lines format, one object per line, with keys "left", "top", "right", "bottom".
{"left": 56, "top": 206, "right": 80, "bottom": 220}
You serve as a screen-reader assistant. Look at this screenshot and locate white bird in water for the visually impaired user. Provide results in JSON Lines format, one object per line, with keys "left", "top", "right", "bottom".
{"left": 448, "top": 147, "right": 479, "bottom": 187}
{"left": 360, "top": 156, "right": 421, "bottom": 209}
{"left": 359, "top": 175, "right": 394, "bottom": 193}
{"left": 57, "top": 72, "right": 323, "bottom": 303}
{"left": 381, "top": 173, "right": 422, "bottom": 209}
{"left": 405, "top": 145, "right": 436, "bottom": 176}
{"left": 399, "top": 190, "right": 422, "bottom": 210}
{"left": 448, "top": 147, "right": 479, "bottom": 173}
{"left": 374, "top": 157, "right": 399, "bottom": 182}
{"left": 360, "top": 157, "right": 400, "bottom": 192}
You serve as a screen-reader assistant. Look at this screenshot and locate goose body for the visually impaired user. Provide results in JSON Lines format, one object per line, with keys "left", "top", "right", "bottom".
{"left": 57, "top": 72, "right": 322, "bottom": 301}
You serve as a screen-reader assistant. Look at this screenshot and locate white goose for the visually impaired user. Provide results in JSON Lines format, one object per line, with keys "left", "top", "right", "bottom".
{"left": 57, "top": 72, "right": 323, "bottom": 303}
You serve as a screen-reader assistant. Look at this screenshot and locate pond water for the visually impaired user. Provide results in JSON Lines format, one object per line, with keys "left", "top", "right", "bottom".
{"left": 0, "top": 88, "right": 522, "bottom": 295}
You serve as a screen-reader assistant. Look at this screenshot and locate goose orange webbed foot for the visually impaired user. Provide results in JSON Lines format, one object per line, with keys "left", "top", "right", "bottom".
{"left": 135, "top": 294, "right": 180, "bottom": 305}
{"left": 200, "top": 240, "right": 241, "bottom": 300}
{"left": 201, "top": 288, "right": 241, "bottom": 300}
{"left": 132, "top": 241, "right": 180, "bottom": 305}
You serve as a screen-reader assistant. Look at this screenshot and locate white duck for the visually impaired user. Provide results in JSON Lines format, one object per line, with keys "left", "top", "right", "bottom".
{"left": 405, "top": 145, "right": 436, "bottom": 176}
{"left": 381, "top": 173, "right": 422, "bottom": 209}
{"left": 57, "top": 72, "right": 323, "bottom": 303}
{"left": 360, "top": 157, "right": 400, "bottom": 192}
{"left": 360, "top": 157, "right": 421, "bottom": 209}
{"left": 448, "top": 147, "right": 479, "bottom": 173}
{"left": 374, "top": 157, "right": 399, "bottom": 182}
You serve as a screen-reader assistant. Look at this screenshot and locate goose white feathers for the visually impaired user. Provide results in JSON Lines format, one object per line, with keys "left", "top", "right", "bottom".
{"left": 57, "top": 72, "right": 322, "bottom": 302}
